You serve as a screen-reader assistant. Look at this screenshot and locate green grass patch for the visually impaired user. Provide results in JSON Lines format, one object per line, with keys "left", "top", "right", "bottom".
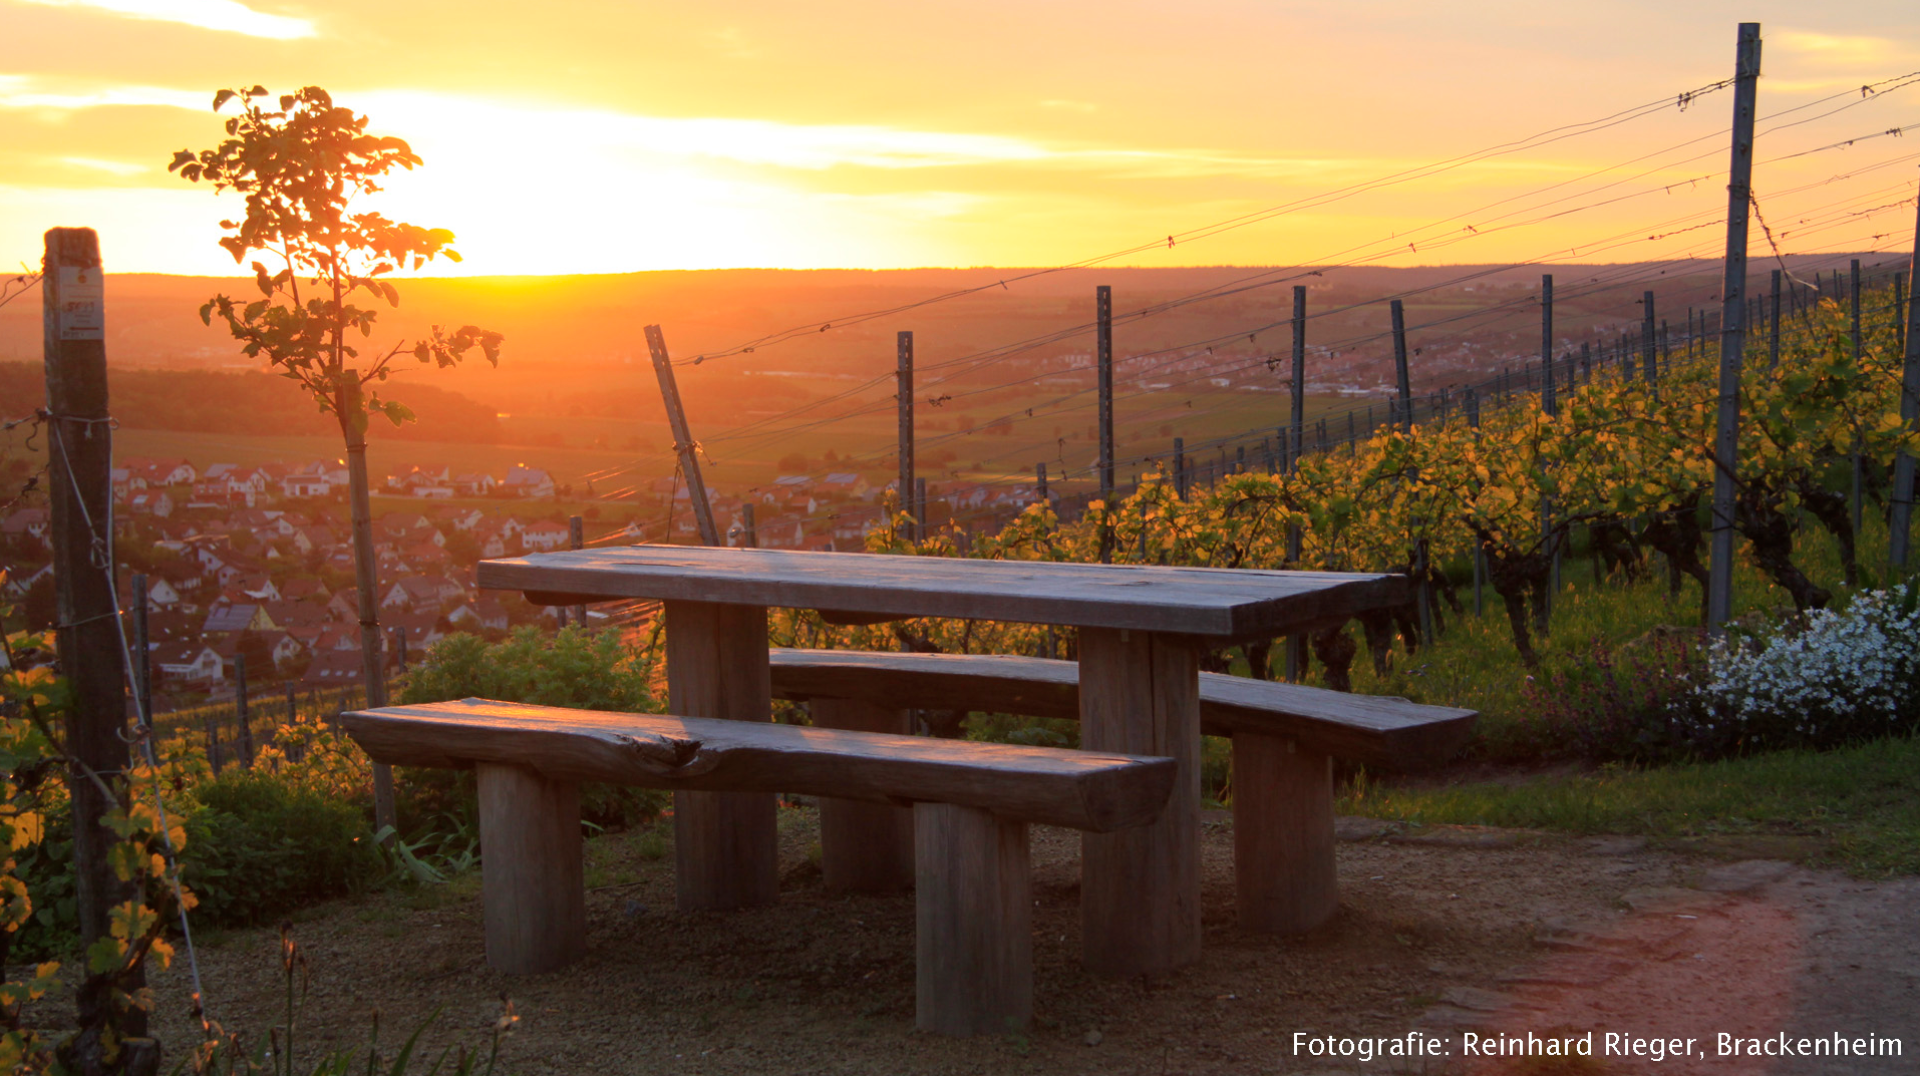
{"left": 1340, "top": 733, "right": 1920, "bottom": 877}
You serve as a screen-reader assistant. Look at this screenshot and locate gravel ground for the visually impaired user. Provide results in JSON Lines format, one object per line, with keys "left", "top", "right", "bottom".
{"left": 69, "top": 808, "right": 1919, "bottom": 1074}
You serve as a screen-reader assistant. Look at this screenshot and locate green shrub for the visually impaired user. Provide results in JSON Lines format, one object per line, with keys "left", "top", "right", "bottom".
{"left": 394, "top": 627, "right": 670, "bottom": 835}
{"left": 181, "top": 769, "right": 383, "bottom": 926}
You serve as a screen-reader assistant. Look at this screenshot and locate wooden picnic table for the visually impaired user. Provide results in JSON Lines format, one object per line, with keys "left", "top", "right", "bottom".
{"left": 477, "top": 544, "right": 1408, "bottom": 976}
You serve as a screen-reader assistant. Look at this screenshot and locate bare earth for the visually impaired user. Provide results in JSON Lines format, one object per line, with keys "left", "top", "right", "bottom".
{"left": 114, "top": 809, "right": 1919, "bottom": 1074}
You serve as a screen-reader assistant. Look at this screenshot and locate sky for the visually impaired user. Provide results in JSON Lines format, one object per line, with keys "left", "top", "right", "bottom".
{"left": 2, "top": 0, "right": 1918, "bottom": 276}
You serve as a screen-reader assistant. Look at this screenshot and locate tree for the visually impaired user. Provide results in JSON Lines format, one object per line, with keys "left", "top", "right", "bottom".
{"left": 171, "top": 86, "right": 502, "bottom": 832}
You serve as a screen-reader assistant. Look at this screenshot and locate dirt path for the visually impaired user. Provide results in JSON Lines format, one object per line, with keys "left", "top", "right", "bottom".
{"left": 112, "top": 809, "right": 1918, "bottom": 1074}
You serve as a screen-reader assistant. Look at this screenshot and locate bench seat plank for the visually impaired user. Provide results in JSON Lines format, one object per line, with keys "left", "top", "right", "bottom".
{"left": 342, "top": 698, "right": 1174, "bottom": 833}
{"left": 767, "top": 649, "right": 1475, "bottom": 771}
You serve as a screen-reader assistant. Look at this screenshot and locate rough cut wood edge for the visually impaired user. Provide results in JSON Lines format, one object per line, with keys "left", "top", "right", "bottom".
{"left": 767, "top": 649, "right": 1475, "bottom": 771}
{"left": 339, "top": 699, "right": 1174, "bottom": 834}
{"left": 811, "top": 698, "right": 914, "bottom": 893}
{"left": 477, "top": 763, "right": 585, "bottom": 974}
{"left": 1232, "top": 735, "right": 1338, "bottom": 934}
{"left": 915, "top": 803, "right": 1031, "bottom": 1035}
{"left": 479, "top": 545, "right": 1408, "bottom": 639}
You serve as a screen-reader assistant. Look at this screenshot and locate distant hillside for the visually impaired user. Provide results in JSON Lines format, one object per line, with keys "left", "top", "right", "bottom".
{"left": 0, "top": 363, "right": 502, "bottom": 444}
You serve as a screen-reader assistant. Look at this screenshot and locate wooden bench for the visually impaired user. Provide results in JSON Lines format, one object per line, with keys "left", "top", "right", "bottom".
{"left": 768, "top": 649, "right": 1475, "bottom": 934}
{"left": 341, "top": 697, "right": 1175, "bottom": 1036}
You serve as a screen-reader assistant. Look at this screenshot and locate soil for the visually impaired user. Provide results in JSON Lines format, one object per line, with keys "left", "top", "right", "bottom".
{"left": 98, "top": 809, "right": 1920, "bottom": 1074}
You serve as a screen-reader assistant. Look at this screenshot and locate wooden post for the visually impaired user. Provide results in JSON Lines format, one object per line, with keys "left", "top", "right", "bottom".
{"left": 286, "top": 680, "right": 296, "bottom": 731}
{"left": 916, "top": 477, "right": 929, "bottom": 540}
{"left": 131, "top": 573, "right": 152, "bottom": 727}
{"left": 1641, "top": 291, "right": 1657, "bottom": 388}
{"left": 1540, "top": 274, "right": 1556, "bottom": 416}
{"left": 1077, "top": 627, "right": 1200, "bottom": 976}
{"left": 1708, "top": 22, "right": 1762, "bottom": 634}
{"left": 1035, "top": 463, "right": 1048, "bottom": 504}
{"left": 1285, "top": 287, "right": 1307, "bottom": 682}
{"left": 43, "top": 227, "right": 148, "bottom": 1057}
{"left": 477, "top": 762, "right": 585, "bottom": 974}
{"left": 1173, "top": 437, "right": 1187, "bottom": 499}
{"left": 915, "top": 803, "right": 1031, "bottom": 1035}
{"left": 1769, "top": 269, "right": 1782, "bottom": 371}
{"left": 664, "top": 600, "right": 778, "bottom": 910}
{"left": 1096, "top": 286, "right": 1115, "bottom": 498}
{"left": 567, "top": 516, "right": 587, "bottom": 626}
{"left": 235, "top": 653, "right": 253, "bottom": 767}
{"left": 897, "top": 330, "right": 915, "bottom": 539}
{"left": 646, "top": 324, "right": 720, "bottom": 546}
{"left": 1233, "top": 734, "right": 1336, "bottom": 933}
{"left": 811, "top": 697, "right": 914, "bottom": 893}
{"left": 1889, "top": 199, "right": 1920, "bottom": 569}
{"left": 740, "top": 502, "right": 757, "bottom": 548}
{"left": 396, "top": 625, "right": 409, "bottom": 671}
{"left": 1850, "top": 259, "right": 1865, "bottom": 548}
{"left": 1540, "top": 275, "right": 1558, "bottom": 619}
{"left": 1390, "top": 300, "right": 1412, "bottom": 429}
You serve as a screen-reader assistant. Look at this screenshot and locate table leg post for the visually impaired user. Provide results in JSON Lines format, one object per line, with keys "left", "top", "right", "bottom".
{"left": 915, "top": 802, "right": 1031, "bottom": 1036}
{"left": 477, "top": 762, "right": 585, "bottom": 974}
{"left": 665, "top": 600, "right": 779, "bottom": 911}
{"left": 1077, "top": 627, "right": 1201, "bottom": 975}
{"left": 1232, "top": 734, "right": 1338, "bottom": 933}
{"left": 811, "top": 697, "right": 915, "bottom": 893}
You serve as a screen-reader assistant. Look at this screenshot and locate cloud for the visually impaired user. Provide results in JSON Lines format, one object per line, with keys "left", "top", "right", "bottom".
{"left": 58, "top": 155, "right": 147, "bottom": 175}
{"left": 13, "top": 0, "right": 315, "bottom": 39}
{"left": 0, "top": 79, "right": 204, "bottom": 111}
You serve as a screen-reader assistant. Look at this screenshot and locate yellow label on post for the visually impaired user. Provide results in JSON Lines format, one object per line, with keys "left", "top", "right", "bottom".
{"left": 57, "top": 266, "right": 104, "bottom": 341}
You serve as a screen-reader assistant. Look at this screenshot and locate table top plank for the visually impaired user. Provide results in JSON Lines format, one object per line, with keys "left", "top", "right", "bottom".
{"left": 478, "top": 545, "right": 1406, "bottom": 638}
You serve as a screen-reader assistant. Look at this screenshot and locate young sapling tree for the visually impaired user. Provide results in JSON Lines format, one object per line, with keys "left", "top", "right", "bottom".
{"left": 171, "top": 86, "right": 503, "bottom": 832}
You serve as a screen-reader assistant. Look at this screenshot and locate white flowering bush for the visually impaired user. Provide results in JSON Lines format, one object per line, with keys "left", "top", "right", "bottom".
{"left": 1686, "top": 584, "right": 1920, "bottom": 754}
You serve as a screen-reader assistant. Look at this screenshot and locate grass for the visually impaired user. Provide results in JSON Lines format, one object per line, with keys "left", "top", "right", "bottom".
{"left": 1339, "top": 732, "right": 1920, "bottom": 878}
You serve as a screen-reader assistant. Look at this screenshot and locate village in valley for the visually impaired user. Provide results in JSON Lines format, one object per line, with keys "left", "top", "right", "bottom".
{"left": 0, "top": 450, "right": 1044, "bottom": 707}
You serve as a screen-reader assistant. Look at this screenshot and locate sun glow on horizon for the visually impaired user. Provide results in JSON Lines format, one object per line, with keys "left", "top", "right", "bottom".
{"left": 0, "top": 2, "right": 1917, "bottom": 275}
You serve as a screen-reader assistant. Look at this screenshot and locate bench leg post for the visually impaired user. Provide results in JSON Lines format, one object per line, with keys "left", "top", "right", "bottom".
{"left": 477, "top": 762, "right": 585, "bottom": 974}
{"left": 1077, "top": 628, "right": 1201, "bottom": 976}
{"left": 1232, "top": 734, "right": 1338, "bottom": 933}
{"left": 915, "top": 803, "right": 1031, "bottom": 1036}
{"left": 665, "top": 600, "right": 779, "bottom": 911}
{"left": 811, "top": 698, "right": 914, "bottom": 893}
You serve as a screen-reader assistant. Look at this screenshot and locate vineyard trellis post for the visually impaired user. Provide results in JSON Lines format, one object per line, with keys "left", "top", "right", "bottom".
{"left": 132, "top": 572, "right": 153, "bottom": 733}
{"left": 742, "top": 503, "right": 757, "bottom": 547}
{"left": 1888, "top": 198, "right": 1920, "bottom": 570}
{"left": 236, "top": 652, "right": 253, "bottom": 767}
{"left": 897, "top": 330, "right": 914, "bottom": 539}
{"left": 1035, "top": 463, "right": 1048, "bottom": 505}
{"left": 1769, "top": 269, "right": 1782, "bottom": 371}
{"left": 1388, "top": 298, "right": 1434, "bottom": 642}
{"left": 1285, "top": 285, "right": 1307, "bottom": 681}
{"left": 1096, "top": 286, "right": 1115, "bottom": 499}
{"left": 568, "top": 515, "right": 587, "bottom": 625}
{"left": 647, "top": 324, "right": 721, "bottom": 547}
{"left": 1850, "top": 259, "right": 1865, "bottom": 549}
{"left": 42, "top": 228, "right": 150, "bottom": 1057}
{"left": 1641, "top": 291, "right": 1657, "bottom": 390}
{"left": 1707, "top": 21, "right": 1762, "bottom": 635}
{"left": 1540, "top": 274, "right": 1558, "bottom": 617}
{"left": 1173, "top": 437, "right": 1187, "bottom": 499}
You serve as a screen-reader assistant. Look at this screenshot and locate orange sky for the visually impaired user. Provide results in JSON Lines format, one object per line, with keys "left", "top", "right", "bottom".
{"left": 2, "top": 1, "right": 1918, "bottom": 275}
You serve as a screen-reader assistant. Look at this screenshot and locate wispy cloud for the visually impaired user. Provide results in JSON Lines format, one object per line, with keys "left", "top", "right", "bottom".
{"left": 58, "top": 155, "right": 148, "bottom": 176}
{"left": 0, "top": 76, "right": 203, "bottom": 110}
{"left": 14, "top": 0, "right": 316, "bottom": 39}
